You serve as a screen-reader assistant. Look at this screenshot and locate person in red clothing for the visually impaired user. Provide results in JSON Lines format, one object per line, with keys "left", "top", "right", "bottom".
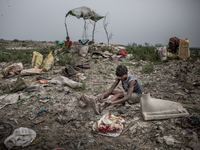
{"left": 62, "top": 36, "right": 72, "bottom": 52}
{"left": 65, "top": 36, "right": 72, "bottom": 50}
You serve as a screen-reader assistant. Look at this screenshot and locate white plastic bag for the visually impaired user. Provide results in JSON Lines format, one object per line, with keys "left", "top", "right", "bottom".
{"left": 155, "top": 47, "right": 167, "bottom": 61}
{"left": 92, "top": 114, "right": 125, "bottom": 137}
{"left": 0, "top": 93, "right": 20, "bottom": 109}
{"left": 4, "top": 127, "right": 36, "bottom": 149}
{"left": 50, "top": 76, "right": 82, "bottom": 88}
{"left": 79, "top": 45, "right": 89, "bottom": 57}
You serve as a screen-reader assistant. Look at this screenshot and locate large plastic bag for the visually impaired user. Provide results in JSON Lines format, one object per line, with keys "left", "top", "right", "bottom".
{"left": 92, "top": 114, "right": 125, "bottom": 137}
{"left": 32, "top": 51, "right": 43, "bottom": 69}
{"left": 50, "top": 76, "right": 82, "bottom": 88}
{"left": 66, "top": 6, "right": 104, "bottom": 21}
{"left": 40, "top": 51, "right": 54, "bottom": 72}
{"left": 4, "top": 127, "right": 36, "bottom": 149}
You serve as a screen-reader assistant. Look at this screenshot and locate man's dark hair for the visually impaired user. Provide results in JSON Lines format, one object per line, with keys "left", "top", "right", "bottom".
{"left": 116, "top": 65, "right": 128, "bottom": 77}
{"left": 66, "top": 36, "right": 70, "bottom": 39}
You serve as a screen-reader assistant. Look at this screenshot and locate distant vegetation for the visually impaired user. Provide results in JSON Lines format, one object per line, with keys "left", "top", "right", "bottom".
{"left": 125, "top": 42, "right": 160, "bottom": 62}
{"left": 0, "top": 39, "right": 199, "bottom": 70}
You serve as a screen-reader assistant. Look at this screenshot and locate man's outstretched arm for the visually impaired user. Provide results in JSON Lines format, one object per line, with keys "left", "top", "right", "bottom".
{"left": 110, "top": 80, "right": 135, "bottom": 104}
{"left": 95, "top": 77, "right": 120, "bottom": 101}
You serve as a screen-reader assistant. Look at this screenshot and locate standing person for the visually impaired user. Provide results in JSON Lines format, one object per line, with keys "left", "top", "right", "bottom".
{"left": 90, "top": 65, "right": 143, "bottom": 114}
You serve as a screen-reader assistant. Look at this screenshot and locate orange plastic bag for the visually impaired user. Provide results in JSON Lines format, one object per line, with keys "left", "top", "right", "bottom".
{"left": 35, "top": 79, "right": 49, "bottom": 84}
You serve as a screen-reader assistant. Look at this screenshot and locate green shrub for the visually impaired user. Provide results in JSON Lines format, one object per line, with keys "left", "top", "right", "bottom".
{"left": 125, "top": 43, "right": 160, "bottom": 62}
{"left": 119, "top": 62, "right": 134, "bottom": 66}
{"left": 190, "top": 49, "right": 199, "bottom": 60}
{"left": 58, "top": 54, "right": 67, "bottom": 66}
{"left": 0, "top": 54, "right": 10, "bottom": 62}
{"left": 13, "top": 39, "right": 19, "bottom": 42}
{"left": 0, "top": 39, "right": 9, "bottom": 44}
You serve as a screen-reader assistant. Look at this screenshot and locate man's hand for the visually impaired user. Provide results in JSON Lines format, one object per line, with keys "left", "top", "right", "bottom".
{"left": 105, "top": 100, "right": 114, "bottom": 105}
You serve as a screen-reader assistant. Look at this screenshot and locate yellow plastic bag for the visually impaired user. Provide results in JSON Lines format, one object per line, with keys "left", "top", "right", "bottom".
{"left": 40, "top": 51, "right": 54, "bottom": 72}
{"left": 32, "top": 51, "right": 43, "bottom": 69}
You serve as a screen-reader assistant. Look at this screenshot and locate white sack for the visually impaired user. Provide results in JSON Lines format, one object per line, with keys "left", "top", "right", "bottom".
{"left": 50, "top": 76, "right": 82, "bottom": 88}
{"left": 79, "top": 45, "right": 89, "bottom": 57}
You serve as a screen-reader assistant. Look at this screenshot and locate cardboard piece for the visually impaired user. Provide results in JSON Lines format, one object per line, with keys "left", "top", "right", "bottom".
{"left": 178, "top": 39, "right": 190, "bottom": 59}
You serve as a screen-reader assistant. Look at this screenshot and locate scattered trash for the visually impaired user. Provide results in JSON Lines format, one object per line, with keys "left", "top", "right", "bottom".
{"left": 0, "top": 93, "right": 20, "bottom": 109}
{"left": 125, "top": 54, "right": 133, "bottom": 59}
{"left": 79, "top": 39, "right": 89, "bottom": 45}
{"left": 76, "top": 64, "right": 91, "bottom": 69}
{"left": 34, "top": 119, "right": 45, "bottom": 125}
{"left": 35, "top": 79, "right": 49, "bottom": 84}
{"left": 178, "top": 38, "right": 190, "bottom": 59}
{"left": 18, "top": 95, "right": 32, "bottom": 105}
{"left": 4, "top": 127, "right": 36, "bottom": 149}
{"left": 168, "top": 37, "right": 179, "bottom": 53}
{"left": 29, "top": 109, "right": 44, "bottom": 120}
{"left": 110, "top": 54, "right": 118, "bottom": 62}
{"left": 24, "top": 86, "right": 38, "bottom": 92}
{"left": 79, "top": 45, "right": 89, "bottom": 57}
{"left": 116, "top": 49, "right": 128, "bottom": 58}
{"left": 155, "top": 46, "right": 167, "bottom": 61}
{"left": 163, "top": 135, "right": 176, "bottom": 146}
{"left": 3, "top": 62, "right": 23, "bottom": 76}
{"left": 20, "top": 68, "right": 44, "bottom": 76}
{"left": 50, "top": 76, "right": 82, "bottom": 88}
{"left": 10, "top": 76, "right": 27, "bottom": 93}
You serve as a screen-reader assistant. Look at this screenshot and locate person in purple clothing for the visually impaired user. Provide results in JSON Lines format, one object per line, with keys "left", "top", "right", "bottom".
{"left": 91, "top": 65, "right": 143, "bottom": 114}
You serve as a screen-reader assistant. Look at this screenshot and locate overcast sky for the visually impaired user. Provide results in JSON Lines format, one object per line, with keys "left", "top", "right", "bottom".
{"left": 0, "top": 0, "right": 200, "bottom": 47}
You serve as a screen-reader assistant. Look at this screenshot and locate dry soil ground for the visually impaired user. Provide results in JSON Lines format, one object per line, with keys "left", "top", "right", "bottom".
{"left": 0, "top": 41, "right": 200, "bottom": 150}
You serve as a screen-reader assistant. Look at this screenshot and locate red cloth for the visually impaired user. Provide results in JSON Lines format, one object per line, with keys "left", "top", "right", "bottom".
{"left": 116, "top": 49, "right": 128, "bottom": 58}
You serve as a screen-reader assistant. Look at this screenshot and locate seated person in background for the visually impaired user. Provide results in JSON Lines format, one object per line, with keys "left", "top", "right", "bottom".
{"left": 62, "top": 36, "right": 72, "bottom": 52}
